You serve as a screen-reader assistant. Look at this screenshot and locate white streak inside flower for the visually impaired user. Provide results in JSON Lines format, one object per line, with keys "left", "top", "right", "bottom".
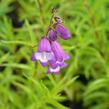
{"left": 49, "top": 66, "right": 60, "bottom": 72}
{"left": 35, "top": 52, "right": 53, "bottom": 62}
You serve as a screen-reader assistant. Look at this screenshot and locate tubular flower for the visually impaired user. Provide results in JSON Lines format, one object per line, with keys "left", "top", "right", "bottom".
{"left": 31, "top": 37, "right": 54, "bottom": 67}
{"left": 47, "top": 41, "right": 70, "bottom": 74}
{"left": 51, "top": 41, "right": 70, "bottom": 65}
{"left": 55, "top": 24, "right": 71, "bottom": 40}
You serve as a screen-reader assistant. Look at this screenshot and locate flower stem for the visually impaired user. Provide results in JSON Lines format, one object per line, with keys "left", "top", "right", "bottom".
{"left": 45, "top": 8, "right": 56, "bottom": 37}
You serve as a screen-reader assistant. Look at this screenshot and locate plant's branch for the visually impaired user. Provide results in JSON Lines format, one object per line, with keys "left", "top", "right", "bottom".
{"left": 46, "top": 8, "right": 57, "bottom": 37}
{"left": 84, "top": 1, "right": 102, "bottom": 48}
{"left": 37, "top": 0, "right": 46, "bottom": 27}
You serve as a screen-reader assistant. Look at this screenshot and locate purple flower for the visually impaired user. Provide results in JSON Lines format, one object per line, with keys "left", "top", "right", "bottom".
{"left": 56, "top": 24, "right": 71, "bottom": 40}
{"left": 51, "top": 41, "right": 70, "bottom": 65}
{"left": 47, "top": 41, "right": 69, "bottom": 74}
{"left": 48, "top": 60, "right": 67, "bottom": 74}
{"left": 31, "top": 37, "right": 54, "bottom": 67}
{"left": 48, "top": 29, "right": 57, "bottom": 41}
{"left": 31, "top": 9, "right": 71, "bottom": 74}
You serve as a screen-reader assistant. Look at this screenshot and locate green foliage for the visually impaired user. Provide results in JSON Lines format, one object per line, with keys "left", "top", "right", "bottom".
{"left": 0, "top": 0, "right": 109, "bottom": 109}
{"left": 84, "top": 78, "right": 109, "bottom": 109}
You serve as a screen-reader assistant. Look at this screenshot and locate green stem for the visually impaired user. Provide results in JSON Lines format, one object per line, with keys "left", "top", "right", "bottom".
{"left": 37, "top": 0, "right": 46, "bottom": 28}
{"left": 84, "top": 1, "right": 101, "bottom": 47}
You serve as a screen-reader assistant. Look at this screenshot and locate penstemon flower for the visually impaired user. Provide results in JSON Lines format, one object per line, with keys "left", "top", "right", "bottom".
{"left": 31, "top": 8, "right": 71, "bottom": 74}
{"left": 31, "top": 37, "right": 54, "bottom": 67}
{"left": 51, "top": 41, "right": 70, "bottom": 65}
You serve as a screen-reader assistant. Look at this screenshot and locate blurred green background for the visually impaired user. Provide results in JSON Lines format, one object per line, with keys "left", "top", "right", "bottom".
{"left": 0, "top": 0, "right": 109, "bottom": 109}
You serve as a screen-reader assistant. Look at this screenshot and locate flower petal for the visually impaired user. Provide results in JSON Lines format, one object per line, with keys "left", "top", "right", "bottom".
{"left": 32, "top": 52, "right": 54, "bottom": 64}
{"left": 64, "top": 54, "right": 70, "bottom": 60}
{"left": 60, "top": 62, "right": 68, "bottom": 68}
{"left": 51, "top": 41, "right": 69, "bottom": 62}
{"left": 38, "top": 37, "right": 51, "bottom": 52}
{"left": 48, "top": 66, "right": 60, "bottom": 74}
{"left": 31, "top": 52, "right": 37, "bottom": 61}
{"left": 40, "top": 62, "right": 48, "bottom": 67}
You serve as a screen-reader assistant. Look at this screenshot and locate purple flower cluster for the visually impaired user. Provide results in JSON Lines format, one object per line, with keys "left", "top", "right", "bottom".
{"left": 31, "top": 11, "right": 71, "bottom": 74}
